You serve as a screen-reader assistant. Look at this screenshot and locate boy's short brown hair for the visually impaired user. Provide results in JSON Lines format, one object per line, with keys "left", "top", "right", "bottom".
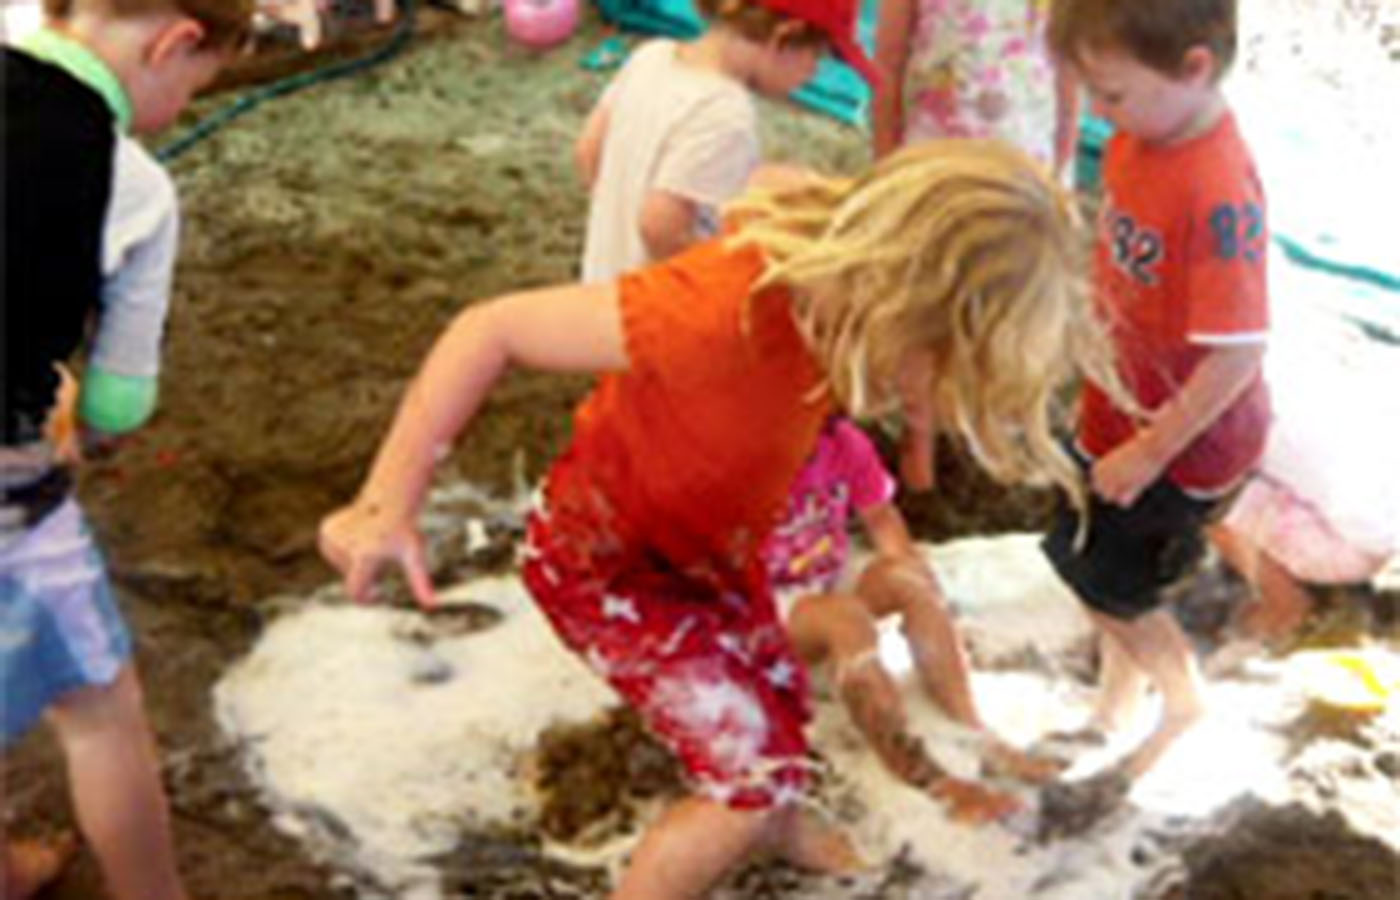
{"left": 1048, "top": 0, "right": 1237, "bottom": 78}
{"left": 43, "top": 0, "right": 254, "bottom": 49}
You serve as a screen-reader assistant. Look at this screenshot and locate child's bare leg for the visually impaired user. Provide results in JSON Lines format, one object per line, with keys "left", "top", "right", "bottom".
{"left": 855, "top": 557, "right": 983, "bottom": 728}
{"left": 612, "top": 797, "right": 766, "bottom": 900}
{"left": 788, "top": 593, "right": 1018, "bottom": 820}
{"left": 788, "top": 592, "right": 923, "bottom": 780}
{"left": 0, "top": 833, "right": 78, "bottom": 900}
{"left": 45, "top": 666, "right": 187, "bottom": 900}
{"left": 1088, "top": 629, "right": 1149, "bottom": 735}
{"left": 612, "top": 796, "right": 856, "bottom": 900}
{"left": 1210, "top": 524, "right": 1311, "bottom": 643}
{"left": 764, "top": 804, "right": 864, "bottom": 875}
{"left": 855, "top": 558, "right": 1060, "bottom": 783}
{"left": 1090, "top": 610, "right": 1205, "bottom": 779}
{"left": 1239, "top": 550, "right": 1315, "bottom": 643}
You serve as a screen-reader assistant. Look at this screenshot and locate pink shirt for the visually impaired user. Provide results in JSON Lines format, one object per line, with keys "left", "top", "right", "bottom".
{"left": 763, "top": 419, "right": 896, "bottom": 593}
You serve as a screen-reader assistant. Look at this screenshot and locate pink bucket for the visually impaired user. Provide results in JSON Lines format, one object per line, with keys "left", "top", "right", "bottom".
{"left": 504, "top": 0, "right": 579, "bottom": 50}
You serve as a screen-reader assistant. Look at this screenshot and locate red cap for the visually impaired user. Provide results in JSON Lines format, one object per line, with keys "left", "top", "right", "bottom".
{"left": 759, "top": 0, "right": 879, "bottom": 87}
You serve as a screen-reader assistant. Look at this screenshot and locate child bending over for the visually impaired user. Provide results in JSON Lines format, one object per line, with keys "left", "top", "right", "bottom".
{"left": 575, "top": 0, "right": 876, "bottom": 282}
{"left": 768, "top": 417, "right": 1056, "bottom": 822}
{"left": 872, "top": 0, "right": 1080, "bottom": 490}
{"left": 321, "top": 139, "right": 1115, "bottom": 899}
{"left": 2, "top": 0, "right": 251, "bottom": 897}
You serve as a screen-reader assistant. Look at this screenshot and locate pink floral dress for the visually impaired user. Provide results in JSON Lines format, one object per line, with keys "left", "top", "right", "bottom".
{"left": 904, "top": 0, "right": 1056, "bottom": 163}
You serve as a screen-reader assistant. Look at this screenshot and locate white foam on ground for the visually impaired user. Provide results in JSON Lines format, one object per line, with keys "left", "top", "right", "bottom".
{"left": 214, "top": 575, "right": 616, "bottom": 897}
{"left": 217, "top": 533, "right": 1387, "bottom": 899}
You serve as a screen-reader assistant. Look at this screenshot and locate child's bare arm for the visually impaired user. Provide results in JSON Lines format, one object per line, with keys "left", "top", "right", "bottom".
{"left": 1052, "top": 66, "right": 1081, "bottom": 182}
{"left": 871, "top": 0, "right": 915, "bottom": 159}
{"left": 899, "top": 425, "right": 937, "bottom": 491}
{"left": 745, "top": 163, "right": 818, "bottom": 193}
{"left": 851, "top": 503, "right": 952, "bottom": 615}
{"left": 1093, "top": 343, "right": 1265, "bottom": 506}
{"left": 574, "top": 96, "right": 612, "bottom": 190}
{"left": 320, "top": 283, "right": 627, "bottom": 606}
{"left": 860, "top": 501, "right": 920, "bottom": 562}
{"left": 639, "top": 189, "right": 700, "bottom": 262}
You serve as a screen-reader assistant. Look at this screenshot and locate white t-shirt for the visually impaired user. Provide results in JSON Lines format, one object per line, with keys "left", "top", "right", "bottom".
{"left": 581, "top": 39, "right": 759, "bottom": 283}
{"left": 93, "top": 135, "right": 179, "bottom": 379}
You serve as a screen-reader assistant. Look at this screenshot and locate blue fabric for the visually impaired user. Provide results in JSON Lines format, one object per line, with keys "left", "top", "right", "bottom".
{"left": 1, "top": 501, "right": 131, "bottom": 746}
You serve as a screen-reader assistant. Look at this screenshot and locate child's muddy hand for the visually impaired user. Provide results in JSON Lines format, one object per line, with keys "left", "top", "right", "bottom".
{"left": 319, "top": 504, "right": 437, "bottom": 609}
{"left": 983, "top": 743, "right": 1066, "bottom": 785}
{"left": 1090, "top": 436, "right": 1165, "bottom": 507}
{"left": 928, "top": 776, "right": 1021, "bottom": 825}
{"left": 1036, "top": 766, "right": 1132, "bottom": 842}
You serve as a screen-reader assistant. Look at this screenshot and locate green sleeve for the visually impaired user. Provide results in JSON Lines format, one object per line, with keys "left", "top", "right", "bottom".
{"left": 79, "top": 367, "right": 158, "bottom": 434}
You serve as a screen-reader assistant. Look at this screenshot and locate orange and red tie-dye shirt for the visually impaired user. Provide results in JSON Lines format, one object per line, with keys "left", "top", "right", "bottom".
{"left": 544, "top": 237, "right": 833, "bottom": 587}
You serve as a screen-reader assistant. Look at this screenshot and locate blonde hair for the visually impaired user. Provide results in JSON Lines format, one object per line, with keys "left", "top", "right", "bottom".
{"left": 728, "top": 140, "right": 1122, "bottom": 504}
{"left": 44, "top": 0, "right": 253, "bottom": 48}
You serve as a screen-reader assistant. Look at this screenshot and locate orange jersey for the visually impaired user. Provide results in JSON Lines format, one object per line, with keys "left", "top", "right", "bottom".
{"left": 543, "top": 238, "right": 832, "bottom": 588}
{"left": 1080, "top": 112, "right": 1271, "bottom": 493}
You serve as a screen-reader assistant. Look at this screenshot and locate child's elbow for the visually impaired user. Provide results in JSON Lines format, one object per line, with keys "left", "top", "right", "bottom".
{"left": 638, "top": 195, "right": 695, "bottom": 262}
{"left": 573, "top": 141, "right": 596, "bottom": 188}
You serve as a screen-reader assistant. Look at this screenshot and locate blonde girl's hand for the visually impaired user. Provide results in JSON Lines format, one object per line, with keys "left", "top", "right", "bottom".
{"left": 318, "top": 502, "right": 438, "bottom": 609}
{"left": 1090, "top": 436, "right": 1165, "bottom": 507}
{"left": 928, "top": 776, "right": 1022, "bottom": 825}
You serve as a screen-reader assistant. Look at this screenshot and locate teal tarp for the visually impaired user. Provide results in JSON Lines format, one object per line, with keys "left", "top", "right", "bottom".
{"left": 593, "top": 0, "right": 877, "bottom": 125}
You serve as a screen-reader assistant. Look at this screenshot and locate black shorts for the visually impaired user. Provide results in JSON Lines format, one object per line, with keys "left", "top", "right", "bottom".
{"left": 1042, "top": 455, "right": 1227, "bottom": 620}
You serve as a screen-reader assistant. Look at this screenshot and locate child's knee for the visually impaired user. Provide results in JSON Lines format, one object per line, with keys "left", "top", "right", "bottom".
{"left": 791, "top": 593, "right": 876, "bottom": 659}
{"left": 857, "top": 555, "right": 934, "bottom": 617}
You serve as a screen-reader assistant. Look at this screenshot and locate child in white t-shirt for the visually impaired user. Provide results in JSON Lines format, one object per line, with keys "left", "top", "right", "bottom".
{"left": 575, "top": 0, "right": 878, "bottom": 282}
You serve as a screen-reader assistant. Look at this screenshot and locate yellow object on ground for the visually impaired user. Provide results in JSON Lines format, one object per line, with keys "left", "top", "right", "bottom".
{"left": 1290, "top": 649, "right": 1400, "bottom": 713}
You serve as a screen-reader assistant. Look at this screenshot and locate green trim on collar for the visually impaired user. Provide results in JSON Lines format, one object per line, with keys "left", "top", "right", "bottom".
{"left": 18, "top": 28, "right": 133, "bottom": 132}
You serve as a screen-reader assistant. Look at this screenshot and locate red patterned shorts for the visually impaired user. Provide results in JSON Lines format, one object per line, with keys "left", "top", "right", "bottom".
{"left": 521, "top": 504, "right": 813, "bottom": 809}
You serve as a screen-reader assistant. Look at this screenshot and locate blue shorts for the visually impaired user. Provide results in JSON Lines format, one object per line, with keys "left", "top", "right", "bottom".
{"left": 1, "top": 499, "right": 131, "bottom": 747}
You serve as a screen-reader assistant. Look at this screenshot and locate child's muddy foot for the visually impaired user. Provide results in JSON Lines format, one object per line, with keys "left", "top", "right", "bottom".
{"left": 772, "top": 806, "right": 867, "bottom": 876}
{"left": 928, "top": 776, "right": 1021, "bottom": 825}
{"left": 3, "top": 832, "right": 79, "bottom": 900}
{"left": 1036, "top": 766, "right": 1132, "bottom": 842}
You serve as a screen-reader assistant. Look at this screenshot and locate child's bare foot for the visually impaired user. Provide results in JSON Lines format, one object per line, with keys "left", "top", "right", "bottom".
{"left": 770, "top": 806, "right": 867, "bottom": 876}
{"left": 981, "top": 741, "right": 1066, "bottom": 785}
{"left": 927, "top": 776, "right": 1021, "bottom": 825}
{"left": 2, "top": 832, "right": 78, "bottom": 899}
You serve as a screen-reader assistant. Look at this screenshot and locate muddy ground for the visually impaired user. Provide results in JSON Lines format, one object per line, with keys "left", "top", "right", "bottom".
{"left": 5, "top": 3, "right": 1399, "bottom": 898}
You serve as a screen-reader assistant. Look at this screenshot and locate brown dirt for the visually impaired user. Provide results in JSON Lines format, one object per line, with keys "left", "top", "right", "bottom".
{"left": 1164, "top": 798, "right": 1400, "bottom": 900}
